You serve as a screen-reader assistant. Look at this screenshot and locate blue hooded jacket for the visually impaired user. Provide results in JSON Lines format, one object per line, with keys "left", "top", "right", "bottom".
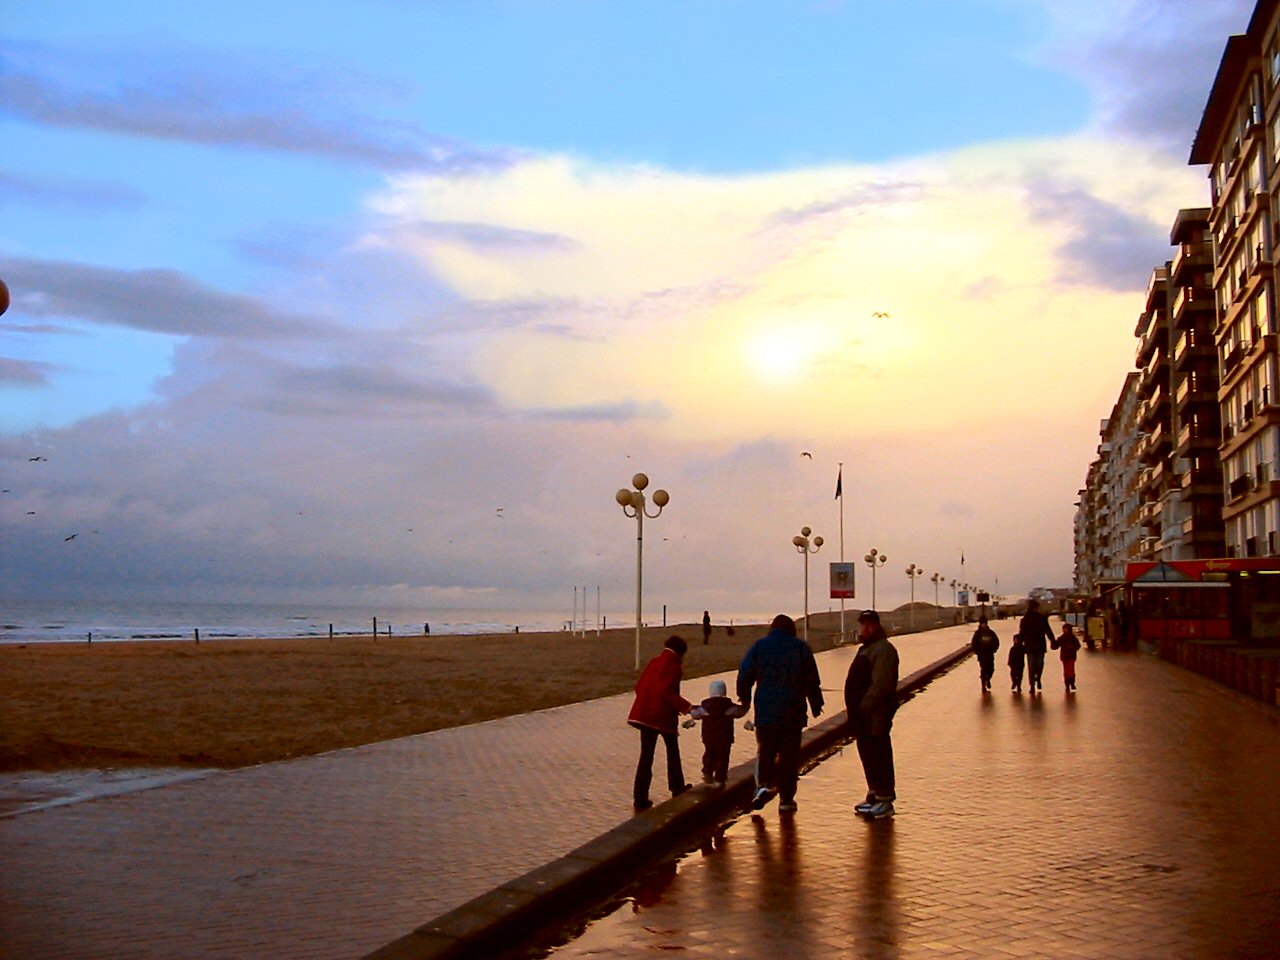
{"left": 736, "top": 627, "right": 824, "bottom": 729}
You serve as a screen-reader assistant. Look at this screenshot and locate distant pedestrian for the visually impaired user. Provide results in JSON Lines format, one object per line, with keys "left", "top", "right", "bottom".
{"left": 1052, "top": 622, "right": 1082, "bottom": 691}
{"left": 628, "top": 636, "right": 693, "bottom": 811}
{"left": 1019, "top": 599, "right": 1054, "bottom": 694}
{"left": 684, "top": 679, "right": 749, "bottom": 786}
{"left": 970, "top": 616, "right": 1000, "bottom": 691}
{"left": 702, "top": 610, "right": 712, "bottom": 645}
{"left": 737, "top": 614, "right": 824, "bottom": 814}
{"left": 844, "top": 610, "right": 899, "bottom": 820}
{"left": 1008, "top": 633, "right": 1026, "bottom": 692}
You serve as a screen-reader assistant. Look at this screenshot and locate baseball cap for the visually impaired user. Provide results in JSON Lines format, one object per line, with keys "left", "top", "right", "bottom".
{"left": 857, "top": 610, "right": 880, "bottom": 623}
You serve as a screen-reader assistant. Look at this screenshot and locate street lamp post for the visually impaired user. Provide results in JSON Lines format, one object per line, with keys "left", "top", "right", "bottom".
{"left": 863, "top": 548, "right": 888, "bottom": 610}
{"left": 905, "top": 564, "right": 923, "bottom": 629}
{"left": 615, "top": 473, "right": 670, "bottom": 672}
{"left": 930, "top": 572, "right": 944, "bottom": 610}
{"left": 792, "top": 526, "right": 824, "bottom": 642}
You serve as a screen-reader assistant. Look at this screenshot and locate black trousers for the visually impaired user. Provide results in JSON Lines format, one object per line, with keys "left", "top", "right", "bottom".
{"left": 754, "top": 723, "right": 803, "bottom": 803}
{"left": 702, "top": 741, "right": 732, "bottom": 783}
{"left": 856, "top": 732, "right": 896, "bottom": 801}
{"left": 977, "top": 653, "right": 995, "bottom": 683}
{"left": 634, "top": 727, "right": 684, "bottom": 802}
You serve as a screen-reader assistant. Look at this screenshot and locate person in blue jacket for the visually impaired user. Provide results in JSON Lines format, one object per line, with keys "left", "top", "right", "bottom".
{"left": 736, "top": 614, "right": 824, "bottom": 814}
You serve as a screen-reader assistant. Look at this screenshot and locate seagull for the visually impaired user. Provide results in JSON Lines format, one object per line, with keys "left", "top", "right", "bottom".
{"left": 64, "top": 534, "right": 77, "bottom": 541}
{"left": 28, "top": 456, "right": 47, "bottom": 462}
{"left": 26, "top": 511, "right": 35, "bottom": 515}
{"left": 871, "top": 311, "right": 891, "bottom": 319}
{"left": 800, "top": 451, "right": 813, "bottom": 459}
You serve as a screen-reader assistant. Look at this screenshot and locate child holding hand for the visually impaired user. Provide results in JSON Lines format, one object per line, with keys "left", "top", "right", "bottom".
{"left": 683, "top": 679, "right": 749, "bottom": 787}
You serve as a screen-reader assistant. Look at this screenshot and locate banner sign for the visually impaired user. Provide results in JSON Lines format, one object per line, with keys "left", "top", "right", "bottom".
{"left": 958, "top": 590, "right": 970, "bottom": 606}
{"left": 830, "top": 562, "right": 856, "bottom": 599}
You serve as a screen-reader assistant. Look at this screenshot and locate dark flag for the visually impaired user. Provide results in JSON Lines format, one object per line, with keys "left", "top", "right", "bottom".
{"left": 835, "top": 466, "right": 843, "bottom": 500}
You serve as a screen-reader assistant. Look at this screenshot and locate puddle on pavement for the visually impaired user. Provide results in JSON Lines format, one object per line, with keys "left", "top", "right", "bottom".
{"left": 0, "top": 767, "right": 216, "bottom": 817}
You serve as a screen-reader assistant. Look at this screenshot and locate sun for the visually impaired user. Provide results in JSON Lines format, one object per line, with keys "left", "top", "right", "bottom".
{"left": 744, "top": 327, "right": 810, "bottom": 378}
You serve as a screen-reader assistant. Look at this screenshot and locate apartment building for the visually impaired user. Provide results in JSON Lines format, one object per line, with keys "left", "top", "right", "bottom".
{"left": 1134, "top": 266, "right": 1178, "bottom": 560}
{"left": 1190, "top": 0, "right": 1280, "bottom": 557}
{"left": 1074, "top": 373, "right": 1141, "bottom": 595}
{"left": 1169, "top": 208, "right": 1226, "bottom": 557}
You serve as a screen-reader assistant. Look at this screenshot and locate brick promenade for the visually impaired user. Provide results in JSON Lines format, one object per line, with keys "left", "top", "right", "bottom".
{"left": 541, "top": 639, "right": 1280, "bottom": 959}
{"left": 0, "top": 624, "right": 967, "bottom": 960}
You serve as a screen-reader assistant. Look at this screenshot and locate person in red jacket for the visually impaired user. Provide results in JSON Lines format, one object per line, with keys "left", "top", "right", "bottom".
{"left": 628, "top": 635, "right": 694, "bottom": 811}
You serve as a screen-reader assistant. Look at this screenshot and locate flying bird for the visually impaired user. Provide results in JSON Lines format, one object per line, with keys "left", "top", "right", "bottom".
{"left": 64, "top": 534, "right": 77, "bottom": 541}
{"left": 28, "top": 456, "right": 47, "bottom": 462}
{"left": 800, "top": 451, "right": 813, "bottom": 459}
{"left": 871, "top": 311, "right": 891, "bottom": 319}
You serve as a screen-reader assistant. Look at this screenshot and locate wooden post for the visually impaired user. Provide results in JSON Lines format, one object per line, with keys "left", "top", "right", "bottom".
{"left": 329, "top": 623, "right": 334, "bottom": 639}
{"left": 373, "top": 617, "right": 377, "bottom": 640}
{"left": 387, "top": 624, "right": 391, "bottom": 637}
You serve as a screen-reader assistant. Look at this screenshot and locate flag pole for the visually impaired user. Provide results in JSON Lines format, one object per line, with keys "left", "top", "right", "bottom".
{"left": 837, "top": 462, "right": 845, "bottom": 644}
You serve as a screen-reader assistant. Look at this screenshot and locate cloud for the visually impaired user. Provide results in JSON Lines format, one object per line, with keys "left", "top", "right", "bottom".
{"left": 0, "top": 356, "right": 53, "bottom": 386}
{"left": 397, "top": 221, "right": 580, "bottom": 253}
{"left": 0, "top": 41, "right": 516, "bottom": 174}
{"left": 0, "top": 255, "right": 331, "bottom": 339}
{"left": 0, "top": 170, "right": 145, "bottom": 209}
{"left": 1025, "top": 179, "right": 1169, "bottom": 289}
{"left": 532, "top": 399, "right": 669, "bottom": 422}
{"left": 1026, "top": 0, "right": 1256, "bottom": 155}
{"left": 260, "top": 361, "right": 497, "bottom": 418}
{"left": 767, "top": 180, "right": 927, "bottom": 227}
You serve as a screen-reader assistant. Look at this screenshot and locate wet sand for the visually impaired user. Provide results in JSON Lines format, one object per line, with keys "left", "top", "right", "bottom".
{"left": 0, "top": 606, "right": 957, "bottom": 773}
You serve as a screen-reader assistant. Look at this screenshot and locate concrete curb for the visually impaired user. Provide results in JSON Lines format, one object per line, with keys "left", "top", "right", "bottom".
{"left": 362, "top": 643, "right": 972, "bottom": 960}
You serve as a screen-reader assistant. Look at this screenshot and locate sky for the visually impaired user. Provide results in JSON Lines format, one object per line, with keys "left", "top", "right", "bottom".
{"left": 0, "top": 0, "right": 1258, "bottom": 622}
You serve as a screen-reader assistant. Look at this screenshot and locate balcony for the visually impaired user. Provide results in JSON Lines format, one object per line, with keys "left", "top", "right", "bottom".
{"left": 1229, "top": 474, "right": 1254, "bottom": 500}
{"left": 1170, "top": 283, "right": 1214, "bottom": 328}
{"left": 1252, "top": 242, "right": 1273, "bottom": 276}
{"left": 1170, "top": 242, "right": 1212, "bottom": 285}
{"left": 1174, "top": 329, "right": 1215, "bottom": 370}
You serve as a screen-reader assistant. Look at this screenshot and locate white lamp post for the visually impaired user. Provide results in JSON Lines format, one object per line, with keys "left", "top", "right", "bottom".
{"left": 792, "top": 526, "right": 824, "bottom": 641}
{"left": 615, "top": 473, "right": 669, "bottom": 672}
{"left": 930, "top": 572, "right": 944, "bottom": 609}
{"left": 864, "top": 548, "right": 887, "bottom": 610}
{"left": 905, "top": 564, "right": 923, "bottom": 629}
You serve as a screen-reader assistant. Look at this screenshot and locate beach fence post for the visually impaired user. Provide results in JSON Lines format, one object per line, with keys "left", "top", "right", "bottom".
{"left": 387, "top": 624, "right": 391, "bottom": 637}
{"left": 663, "top": 604, "right": 667, "bottom": 627}
{"left": 373, "top": 617, "right": 377, "bottom": 641}
{"left": 329, "top": 623, "right": 334, "bottom": 638}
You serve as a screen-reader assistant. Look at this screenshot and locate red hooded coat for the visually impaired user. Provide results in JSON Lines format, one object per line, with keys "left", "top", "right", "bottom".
{"left": 627, "top": 648, "right": 691, "bottom": 733}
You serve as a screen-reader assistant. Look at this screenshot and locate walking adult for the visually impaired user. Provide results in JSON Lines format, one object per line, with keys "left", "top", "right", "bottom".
{"left": 736, "top": 614, "right": 824, "bottom": 814}
{"left": 1019, "top": 599, "right": 1055, "bottom": 694}
{"left": 844, "top": 609, "right": 900, "bottom": 819}
{"left": 628, "top": 635, "right": 693, "bottom": 811}
{"left": 970, "top": 615, "right": 1000, "bottom": 691}
{"left": 702, "top": 610, "right": 712, "bottom": 645}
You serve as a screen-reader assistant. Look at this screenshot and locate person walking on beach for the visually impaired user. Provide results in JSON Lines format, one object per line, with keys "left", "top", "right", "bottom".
{"left": 702, "top": 610, "right": 712, "bottom": 645}
{"left": 845, "top": 610, "right": 899, "bottom": 820}
{"left": 684, "top": 679, "right": 749, "bottom": 786}
{"left": 628, "top": 636, "right": 693, "bottom": 811}
{"left": 970, "top": 615, "right": 1000, "bottom": 691}
{"left": 1008, "top": 632, "right": 1026, "bottom": 692}
{"left": 1019, "top": 599, "right": 1054, "bottom": 694}
{"left": 1052, "top": 622, "right": 1082, "bottom": 691}
{"left": 736, "top": 614, "right": 824, "bottom": 814}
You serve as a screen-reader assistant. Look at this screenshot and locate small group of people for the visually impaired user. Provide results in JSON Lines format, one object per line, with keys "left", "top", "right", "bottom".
{"left": 627, "top": 608, "right": 899, "bottom": 820}
{"left": 970, "top": 598, "right": 1081, "bottom": 694}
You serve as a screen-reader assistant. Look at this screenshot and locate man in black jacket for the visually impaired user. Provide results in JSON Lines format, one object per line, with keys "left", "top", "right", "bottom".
{"left": 844, "top": 610, "right": 899, "bottom": 819}
{"left": 1019, "top": 599, "right": 1055, "bottom": 693}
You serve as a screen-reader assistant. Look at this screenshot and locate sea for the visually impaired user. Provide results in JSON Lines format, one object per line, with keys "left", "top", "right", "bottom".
{"left": 0, "top": 598, "right": 763, "bottom": 645}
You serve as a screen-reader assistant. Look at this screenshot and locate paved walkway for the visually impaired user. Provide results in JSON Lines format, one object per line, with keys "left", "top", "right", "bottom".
{"left": 0, "top": 624, "right": 970, "bottom": 960}
{"left": 540, "top": 641, "right": 1280, "bottom": 959}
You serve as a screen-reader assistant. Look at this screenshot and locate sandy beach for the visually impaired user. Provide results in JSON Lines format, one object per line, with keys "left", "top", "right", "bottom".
{"left": 0, "top": 606, "right": 958, "bottom": 772}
